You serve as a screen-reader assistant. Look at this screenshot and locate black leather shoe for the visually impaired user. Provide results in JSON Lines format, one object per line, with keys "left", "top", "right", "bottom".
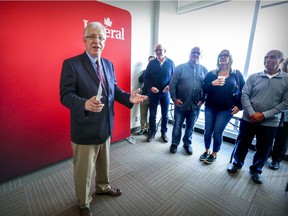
{"left": 80, "top": 207, "right": 93, "bottom": 216}
{"left": 227, "top": 164, "right": 238, "bottom": 174}
{"left": 161, "top": 133, "right": 169, "bottom": 143}
{"left": 147, "top": 134, "right": 155, "bottom": 142}
{"left": 137, "top": 130, "right": 145, "bottom": 135}
{"left": 96, "top": 187, "right": 122, "bottom": 196}
{"left": 183, "top": 145, "right": 192, "bottom": 155}
{"left": 170, "top": 144, "right": 178, "bottom": 153}
{"left": 269, "top": 161, "right": 280, "bottom": 170}
{"left": 250, "top": 171, "right": 263, "bottom": 184}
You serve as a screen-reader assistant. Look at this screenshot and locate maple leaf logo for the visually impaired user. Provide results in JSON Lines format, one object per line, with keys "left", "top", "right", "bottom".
{"left": 104, "top": 17, "right": 112, "bottom": 27}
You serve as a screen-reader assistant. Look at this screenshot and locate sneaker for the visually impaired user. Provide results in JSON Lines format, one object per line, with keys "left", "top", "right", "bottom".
{"left": 249, "top": 170, "right": 263, "bottom": 184}
{"left": 204, "top": 154, "right": 217, "bottom": 164}
{"left": 199, "top": 152, "right": 209, "bottom": 161}
{"left": 137, "top": 129, "right": 145, "bottom": 135}
{"left": 269, "top": 161, "right": 280, "bottom": 170}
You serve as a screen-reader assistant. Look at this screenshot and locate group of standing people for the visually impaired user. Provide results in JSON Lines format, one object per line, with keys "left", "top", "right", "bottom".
{"left": 59, "top": 21, "right": 288, "bottom": 216}
{"left": 139, "top": 46, "right": 246, "bottom": 165}
{"left": 139, "top": 45, "right": 288, "bottom": 185}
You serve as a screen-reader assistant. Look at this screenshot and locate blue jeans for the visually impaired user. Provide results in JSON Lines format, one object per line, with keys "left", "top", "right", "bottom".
{"left": 204, "top": 106, "right": 232, "bottom": 152}
{"left": 232, "top": 120, "right": 278, "bottom": 174}
{"left": 171, "top": 106, "right": 200, "bottom": 146}
{"left": 148, "top": 92, "right": 170, "bottom": 135}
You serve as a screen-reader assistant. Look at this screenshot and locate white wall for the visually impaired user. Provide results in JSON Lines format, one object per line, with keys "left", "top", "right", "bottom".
{"left": 101, "top": 0, "right": 156, "bottom": 129}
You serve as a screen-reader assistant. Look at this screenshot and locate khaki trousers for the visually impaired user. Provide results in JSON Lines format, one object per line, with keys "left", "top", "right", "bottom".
{"left": 72, "top": 137, "right": 111, "bottom": 208}
{"left": 140, "top": 98, "right": 149, "bottom": 130}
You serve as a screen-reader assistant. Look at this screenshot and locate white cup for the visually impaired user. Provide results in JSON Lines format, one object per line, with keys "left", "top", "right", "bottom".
{"left": 218, "top": 76, "right": 226, "bottom": 86}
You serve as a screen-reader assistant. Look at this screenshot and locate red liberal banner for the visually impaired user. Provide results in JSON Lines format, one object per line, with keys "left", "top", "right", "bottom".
{"left": 0, "top": 1, "right": 131, "bottom": 182}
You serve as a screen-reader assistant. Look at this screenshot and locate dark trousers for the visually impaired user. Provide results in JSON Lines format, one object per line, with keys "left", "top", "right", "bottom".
{"left": 271, "top": 122, "right": 288, "bottom": 162}
{"left": 232, "top": 120, "right": 278, "bottom": 174}
{"left": 148, "top": 92, "right": 170, "bottom": 135}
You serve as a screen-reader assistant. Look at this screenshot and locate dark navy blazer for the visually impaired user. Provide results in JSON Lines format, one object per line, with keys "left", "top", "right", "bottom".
{"left": 60, "top": 52, "right": 132, "bottom": 144}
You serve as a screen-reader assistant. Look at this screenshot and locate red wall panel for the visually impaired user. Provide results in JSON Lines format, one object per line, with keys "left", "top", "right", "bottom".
{"left": 0, "top": 1, "right": 131, "bottom": 182}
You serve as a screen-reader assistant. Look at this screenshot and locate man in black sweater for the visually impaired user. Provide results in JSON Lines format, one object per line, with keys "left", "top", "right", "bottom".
{"left": 145, "top": 44, "right": 175, "bottom": 142}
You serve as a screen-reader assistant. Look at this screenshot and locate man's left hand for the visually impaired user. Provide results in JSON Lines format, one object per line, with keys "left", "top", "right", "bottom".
{"left": 130, "top": 88, "right": 148, "bottom": 104}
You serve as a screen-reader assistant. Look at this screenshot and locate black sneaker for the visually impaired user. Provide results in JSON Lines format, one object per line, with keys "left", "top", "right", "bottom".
{"left": 204, "top": 154, "right": 217, "bottom": 164}
{"left": 249, "top": 171, "right": 263, "bottom": 184}
{"left": 137, "top": 129, "right": 145, "bottom": 135}
{"left": 269, "top": 161, "right": 280, "bottom": 170}
{"left": 199, "top": 152, "right": 209, "bottom": 161}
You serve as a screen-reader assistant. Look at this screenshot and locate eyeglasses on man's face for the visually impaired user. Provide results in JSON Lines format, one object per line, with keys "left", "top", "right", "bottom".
{"left": 219, "top": 54, "right": 230, "bottom": 58}
{"left": 191, "top": 51, "right": 201, "bottom": 56}
{"left": 85, "top": 35, "right": 106, "bottom": 42}
{"left": 155, "top": 49, "right": 164, "bottom": 52}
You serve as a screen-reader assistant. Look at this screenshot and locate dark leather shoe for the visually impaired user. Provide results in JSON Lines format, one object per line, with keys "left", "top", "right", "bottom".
{"left": 269, "top": 161, "right": 280, "bottom": 170}
{"left": 250, "top": 171, "right": 263, "bottom": 184}
{"left": 170, "top": 144, "right": 178, "bottom": 153}
{"left": 137, "top": 129, "right": 144, "bottom": 135}
{"left": 161, "top": 133, "right": 169, "bottom": 143}
{"left": 96, "top": 187, "right": 122, "bottom": 197}
{"left": 183, "top": 145, "right": 192, "bottom": 155}
{"left": 147, "top": 134, "right": 155, "bottom": 142}
{"left": 227, "top": 164, "right": 238, "bottom": 173}
{"left": 80, "top": 207, "right": 93, "bottom": 216}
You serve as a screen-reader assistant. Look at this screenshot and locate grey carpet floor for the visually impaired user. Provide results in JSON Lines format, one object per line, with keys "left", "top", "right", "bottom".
{"left": 0, "top": 125, "right": 287, "bottom": 216}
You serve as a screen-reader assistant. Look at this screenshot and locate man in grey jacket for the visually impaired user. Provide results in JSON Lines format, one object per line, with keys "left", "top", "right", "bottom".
{"left": 227, "top": 50, "right": 288, "bottom": 184}
{"left": 169, "top": 47, "right": 208, "bottom": 155}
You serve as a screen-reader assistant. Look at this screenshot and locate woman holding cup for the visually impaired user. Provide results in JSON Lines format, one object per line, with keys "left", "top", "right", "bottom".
{"left": 200, "top": 50, "right": 245, "bottom": 164}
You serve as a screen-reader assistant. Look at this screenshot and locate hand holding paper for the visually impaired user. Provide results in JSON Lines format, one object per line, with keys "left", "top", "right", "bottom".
{"left": 96, "top": 84, "right": 103, "bottom": 101}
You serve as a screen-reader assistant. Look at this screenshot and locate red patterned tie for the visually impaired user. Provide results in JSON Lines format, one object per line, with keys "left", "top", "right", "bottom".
{"left": 96, "top": 59, "right": 107, "bottom": 90}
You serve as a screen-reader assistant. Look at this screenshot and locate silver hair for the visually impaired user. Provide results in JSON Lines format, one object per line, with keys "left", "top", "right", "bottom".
{"left": 83, "top": 22, "right": 106, "bottom": 38}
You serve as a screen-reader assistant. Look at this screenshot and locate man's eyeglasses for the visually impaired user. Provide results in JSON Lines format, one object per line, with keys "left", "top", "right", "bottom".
{"left": 85, "top": 35, "right": 106, "bottom": 42}
{"left": 219, "top": 54, "right": 230, "bottom": 58}
{"left": 191, "top": 51, "right": 201, "bottom": 56}
{"left": 155, "top": 49, "right": 164, "bottom": 52}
